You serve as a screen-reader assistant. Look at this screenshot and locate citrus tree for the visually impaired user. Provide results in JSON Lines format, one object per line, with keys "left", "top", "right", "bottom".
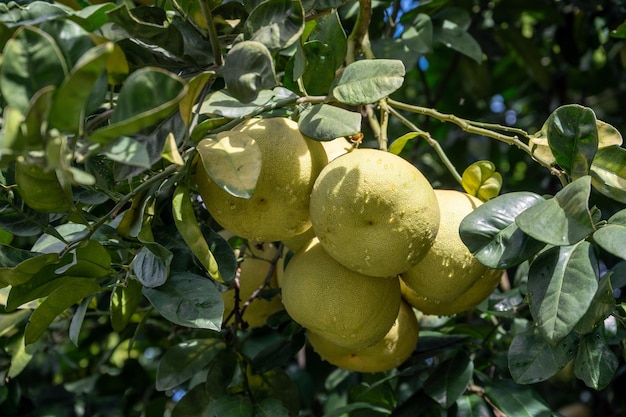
{"left": 2, "top": 0, "right": 626, "bottom": 416}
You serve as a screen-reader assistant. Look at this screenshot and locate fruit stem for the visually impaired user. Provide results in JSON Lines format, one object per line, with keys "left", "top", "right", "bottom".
{"left": 387, "top": 105, "right": 463, "bottom": 186}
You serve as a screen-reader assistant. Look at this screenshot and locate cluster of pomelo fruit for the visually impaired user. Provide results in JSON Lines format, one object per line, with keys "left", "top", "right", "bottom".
{"left": 194, "top": 117, "right": 502, "bottom": 373}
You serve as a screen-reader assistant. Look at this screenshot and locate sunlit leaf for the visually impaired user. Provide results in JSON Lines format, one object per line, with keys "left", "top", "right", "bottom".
{"left": 516, "top": 176, "right": 595, "bottom": 246}
{"left": 461, "top": 160, "right": 502, "bottom": 201}
{"left": 528, "top": 241, "right": 599, "bottom": 342}
{"left": 590, "top": 145, "right": 626, "bottom": 204}
{"left": 297, "top": 104, "right": 361, "bottom": 141}
{"left": 196, "top": 132, "right": 262, "bottom": 199}
{"left": 593, "top": 208, "right": 626, "bottom": 260}
{"left": 508, "top": 327, "right": 579, "bottom": 384}
{"left": 459, "top": 191, "right": 546, "bottom": 268}
{"left": 179, "top": 71, "right": 215, "bottom": 126}
{"left": 331, "top": 59, "right": 405, "bottom": 105}
{"left": 142, "top": 272, "right": 223, "bottom": 330}
{"left": 110, "top": 279, "right": 143, "bottom": 332}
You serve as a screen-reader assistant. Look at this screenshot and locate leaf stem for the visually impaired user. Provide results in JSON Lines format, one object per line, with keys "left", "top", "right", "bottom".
{"left": 388, "top": 106, "right": 463, "bottom": 186}
{"left": 199, "top": 0, "right": 223, "bottom": 67}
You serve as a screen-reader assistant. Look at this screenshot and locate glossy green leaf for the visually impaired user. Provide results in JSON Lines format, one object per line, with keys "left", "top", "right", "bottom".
{"left": 222, "top": 41, "right": 278, "bottom": 103}
{"left": 198, "top": 89, "right": 275, "bottom": 119}
{"left": 455, "top": 394, "right": 491, "bottom": 417}
{"left": 103, "top": 136, "right": 151, "bottom": 168}
{"left": 516, "top": 176, "right": 595, "bottom": 246}
{"left": 19, "top": 86, "right": 55, "bottom": 151}
{"left": 297, "top": 104, "right": 361, "bottom": 141}
{"left": 574, "top": 327, "right": 618, "bottom": 390}
{"left": 590, "top": 145, "right": 626, "bottom": 204}
{"left": 49, "top": 42, "right": 112, "bottom": 133}
{"left": 299, "top": 41, "right": 337, "bottom": 96}
{"left": 132, "top": 243, "right": 172, "bottom": 288}
{"left": 594, "top": 208, "right": 626, "bottom": 260}
{"left": 162, "top": 133, "right": 184, "bottom": 166}
{"left": 156, "top": 338, "right": 226, "bottom": 391}
{"left": 423, "top": 351, "right": 473, "bottom": 408}
{"left": 208, "top": 395, "right": 254, "bottom": 417}
{"left": 71, "top": 3, "right": 117, "bottom": 30}
{"left": 611, "top": 20, "right": 626, "bottom": 38}
{"left": 528, "top": 241, "right": 599, "bottom": 343}
{"left": 0, "top": 25, "right": 68, "bottom": 112}
{"left": 574, "top": 274, "right": 615, "bottom": 336}
{"left": 254, "top": 398, "right": 290, "bottom": 417}
{"left": 0, "top": 244, "right": 32, "bottom": 268}
{"left": 461, "top": 160, "right": 502, "bottom": 201}
{"left": 110, "top": 279, "right": 143, "bottom": 333}
{"left": 171, "top": 384, "right": 212, "bottom": 417}
{"left": 179, "top": 71, "right": 215, "bottom": 126}
{"left": 196, "top": 131, "right": 262, "bottom": 199}
{"left": 508, "top": 327, "right": 579, "bottom": 384}
{"left": 246, "top": 0, "right": 304, "bottom": 51}
{"left": 331, "top": 59, "right": 405, "bottom": 105}
{"left": 402, "top": 14, "right": 433, "bottom": 54}
{"left": 0, "top": 252, "right": 60, "bottom": 287}
{"left": 56, "top": 240, "right": 111, "bottom": 278}
{"left": 307, "top": 11, "right": 347, "bottom": 72}
{"left": 88, "top": 68, "right": 187, "bottom": 145}
{"left": 596, "top": 120, "right": 623, "bottom": 147}
{"left": 483, "top": 379, "right": 553, "bottom": 417}
{"left": 142, "top": 272, "right": 223, "bottom": 330}
{"left": 388, "top": 132, "right": 424, "bottom": 155}
{"left": 31, "top": 223, "right": 88, "bottom": 253}
{"left": 7, "top": 335, "right": 37, "bottom": 379}
{"left": 546, "top": 104, "right": 598, "bottom": 179}
{"left": 459, "top": 191, "right": 546, "bottom": 268}
{"left": 39, "top": 18, "right": 95, "bottom": 69}
{"left": 24, "top": 277, "right": 100, "bottom": 345}
{"left": 69, "top": 295, "right": 92, "bottom": 347}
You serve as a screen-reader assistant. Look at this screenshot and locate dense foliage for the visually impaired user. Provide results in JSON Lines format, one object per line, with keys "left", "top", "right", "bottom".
{"left": 2, "top": 0, "right": 626, "bottom": 416}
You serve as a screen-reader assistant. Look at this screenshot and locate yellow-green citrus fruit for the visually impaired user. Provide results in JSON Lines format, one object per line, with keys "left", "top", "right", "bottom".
{"left": 401, "top": 268, "right": 502, "bottom": 316}
{"left": 195, "top": 117, "right": 328, "bottom": 242}
{"left": 281, "top": 239, "right": 401, "bottom": 350}
{"left": 15, "top": 162, "right": 73, "bottom": 213}
{"left": 309, "top": 148, "right": 440, "bottom": 277}
{"left": 222, "top": 255, "right": 283, "bottom": 329}
{"left": 400, "top": 190, "right": 492, "bottom": 305}
{"left": 307, "top": 300, "right": 419, "bottom": 373}
{"left": 322, "top": 137, "right": 352, "bottom": 161}
{"left": 282, "top": 226, "right": 316, "bottom": 253}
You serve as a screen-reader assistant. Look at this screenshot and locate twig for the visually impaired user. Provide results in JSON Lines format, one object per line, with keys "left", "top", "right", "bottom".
{"left": 200, "top": 0, "right": 223, "bottom": 67}
{"left": 346, "top": 0, "right": 372, "bottom": 64}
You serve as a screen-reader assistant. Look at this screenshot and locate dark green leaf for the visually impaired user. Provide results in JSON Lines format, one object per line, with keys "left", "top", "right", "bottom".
{"left": 132, "top": 243, "right": 173, "bottom": 288}
{"left": 207, "top": 395, "right": 253, "bottom": 417}
{"left": 0, "top": 25, "right": 68, "bottom": 112}
{"left": 546, "top": 105, "right": 598, "bottom": 179}
{"left": 56, "top": 240, "right": 111, "bottom": 279}
{"left": 142, "top": 272, "right": 223, "bottom": 330}
{"left": 307, "top": 11, "right": 347, "bottom": 72}
{"left": 24, "top": 278, "right": 100, "bottom": 345}
{"left": 459, "top": 191, "right": 546, "bottom": 268}
{"left": 402, "top": 14, "right": 433, "bottom": 54}
{"left": 110, "top": 279, "right": 143, "bottom": 333}
{"left": 0, "top": 244, "right": 33, "bottom": 268}
{"left": 433, "top": 24, "right": 482, "bottom": 63}
{"left": 171, "top": 383, "right": 212, "bottom": 417}
{"left": 198, "top": 89, "right": 275, "bottom": 119}
{"left": 156, "top": 338, "right": 226, "bottom": 391}
{"left": 323, "top": 402, "right": 392, "bottom": 417}
{"left": 455, "top": 394, "right": 491, "bottom": 417}
{"left": 590, "top": 145, "right": 626, "bottom": 204}
{"left": 179, "top": 71, "right": 215, "bottom": 126}
{"left": 594, "top": 208, "right": 626, "bottom": 260}
{"left": 202, "top": 226, "right": 238, "bottom": 286}
{"left": 222, "top": 41, "right": 278, "bottom": 103}
{"left": 246, "top": 0, "right": 304, "bottom": 51}
{"left": 69, "top": 295, "right": 93, "bottom": 347}
{"left": 508, "top": 327, "right": 579, "bottom": 384}
{"left": 331, "top": 59, "right": 405, "bottom": 105}
{"left": 528, "top": 241, "right": 599, "bottom": 342}
{"left": 611, "top": 21, "right": 626, "bottom": 38}
{"left": 484, "top": 379, "right": 553, "bottom": 417}
{"left": 574, "top": 327, "right": 618, "bottom": 390}
{"left": 516, "top": 176, "right": 596, "bottom": 246}
{"left": 0, "top": 252, "right": 59, "bottom": 287}
{"left": 71, "top": 3, "right": 117, "bottom": 31}
{"left": 423, "top": 350, "right": 473, "bottom": 408}
{"left": 246, "top": 367, "right": 300, "bottom": 416}
{"left": 299, "top": 41, "right": 337, "bottom": 95}
{"left": 574, "top": 274, "right": 615, "bottom": 335}
{"left": 205, "top": 349, "right": 239, "bottom": 398}
{"left": 254, "top": 398, "right": 290, "bottom": 417}
{"left": 298, "top": 104, "right": 362, "bottom": 140}
{"left": 39, "top": 18, "right": 95, "bottom": 69}
{"left": 31, "top": 223, "right": 88, "bottom": 253}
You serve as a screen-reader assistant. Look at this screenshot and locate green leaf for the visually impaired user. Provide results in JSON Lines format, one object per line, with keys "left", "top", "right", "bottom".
{"left": 388, "top": 132, "right": 424, "bottom": 155}
{"left": 433, "top": 22, "right": 482, "bottom": 63}
{"left": 7, "top": 335, "right": 38, "bottom": 379}
{"left": 246, "top": 367, "right": 300, "bottom": 416}
{"left": 110, "top": 279, "right": 143, "bottom": 332}
{"left": 508, "top": 327, "right": 579, "bottom": 384}
{"left": 298, "top": 41, "right": 338, "bottom": 95}
{"left": 0, "top": 310, "right": 30, "bottom": 338}
{"left": 594, "top": 209, "right": 626, "bottom": 260}
{"left": 179, "top": 71, "right": 215, "bottom": 126}
{"left": 24, "top": 277, "right": 100, "bottom": 345}
{"left": 208, "top": 395, "right": 254, "bottom": 417}
{"left": 132, "top": 243, "right": 172, "bottom": 288}
{"left": 171, "top": 384, "right": 212, "bottom": 417}
{"left": 142, "top": 272, "right": 223, "bottom": 330}
{"left": 205, "top": 349, "right": 239, "bottom": 398}
{"left": 574, "top": 327, "right": 618, "bottom": 390}
{"left": 596, "top": 120, "right": 623, "bottom": 147}
{"left": 331, "top": 59, "right": 405, "bottom": 105}
{"left": 156, "top": 338, "right": 226, "bottom": 391}
{"left": 423, "top": 350, "right": 473, "bottom": 408}
{"left": 402, "top": 14, "right": 433, "bottom": 54}
{"left": 455, "top": 394, "right": 491, "bottom": 417}
{"left": 611, "top": 21, "right": 626, "bottom": 38}
{"left": 307, "top": 11, "right": 347, "bottom": 72}
{"left": 483, "top": 379, "right": 553, "bottom": 417}
{"left": 48, "top": 42, "right": 113, "bottom": 133}
{"left": 88, "top": 68, "right": 187, "bottom": 145}
{"left": 198, "top": 89, "right": 275, "bottom": 119}
{"left": 222, "top": 41, "right": 278, "bottom": 103}
{"left": 103, "top": 136, "right": 151, "bottom": 168}
{"left": 297, "top": 104, "right": 362, "bottom": 141}
{"left": 246, "top": 0, "right": 304, "bottom": 51}
{"left": 19, "top": 85, "right": 55, "bottom": 151}
{"left": 546, "top": 105, "right": 598, "bottom": 179}
{"left": 31, "top": 223, "right": 88, "bottom": 253}
{"left": 590, "top": 145, "right": 626, "bottom": 204}
{"left": 527, "top": 241, "right": 599, "bottom": 343}
{"left": 0, "top": 252, "right": 59, "bottom": 286}
{"left": 196, "top": 131, "right": 262, "bottom": 199}
{"left": 56, "top": 240, "right": 111, "bottom": 278}
{"left": 322, "top": 402, "right": 391, "bottom": 417}
{"left": 459, "top": 192, "right": 546, "bottom": 268}
{"left": 0, "top": 25, "right": 68, "bottom": 112}
{"left": 516, "top": 176, "right": 596, "bottom": 246}
{"left": 69, "top": 295, "right": 93, "bottom": 347}
{"left": 461, "top": 160, "right": 502, "bottom": 201}
{"left": 254, "top": 398, "right": 290, "bottom": 417}
{"left": 574, "top": 274, "right": 615, "bottom": 335}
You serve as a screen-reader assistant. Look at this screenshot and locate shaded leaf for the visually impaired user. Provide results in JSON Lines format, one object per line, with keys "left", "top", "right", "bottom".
{"left": 298, "top": 104, "right": 361, "bottom": 141}
{"left": 516, "top": 176, "right": 595, "bottom": 246}
{"left": 110, "top": 279, "right": 143, "bottom": 332}
{"left": 461, "top": 160, "right": 502, "bottom": 201}
{"left": 433, "top": 22, "right": 482, "bottom": 63}
{"left": 574, "top": 274, "right": 615, "bottom": 335}
{"left": 527, "top": 241, "right": 599, "bottom": 342}
{"left": 142, "top": 272, "right": 223, "bottom": 330}
{"left": 246, "top": 0, "right": 304, "bottom": 51}
{"left": 156, "top": 338, "right": 226, "bottom": 391}
{"left": 103, "top": 136, "right": 151, "bottom": 168}
{"left": 0, "top": 252, "right": 59, "bottom": 286}
{"left": 171, "top": 383, "right": 212, "bottom": 417}
{"left": 179, "top": 71, "right": 215, "bottom": 126}
{"left": 574, "top": 327, "right": 618, "bottom": 390}
{"left": 56, "top": 240, "right": 111, "bottom": 278}
{"left": 594, "top": 208, "right": 626, "bottom": 260}
{"left": 208, "top": 395, "right": 254, "bottom": 417}
{"left": 69, "top": 295, "right": 93, "bottom": 347}
{"left": 222, "top": 41, "right": 278, "bottom": 103}
{"left": 455, "top": 394, "right": 491, "bottom": 417}
{"left": 198, "top": 89, "right": 275, "bottom": 119}
{"left": 483, "top": 379, "right": 553, "bottom": 417}
{"left": 132, "top": 243, "right": 172, "bottom": 288}
{"left": 423, "top": 350, "right": 473, "bottom": 408}
{"left": 331, "top": 59, "right": 405, "bottom": 105}
{"left": 508, "top": 327, "right": 579, "bottom": 384}
{"left": 255, "top": 398, "right": 290, "bottom": 417}
{"left": 196, "top": 132, "right": 262, "bottom": 199}
{"left": 459, "top": 191, "right": 546, "bottom": 268}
